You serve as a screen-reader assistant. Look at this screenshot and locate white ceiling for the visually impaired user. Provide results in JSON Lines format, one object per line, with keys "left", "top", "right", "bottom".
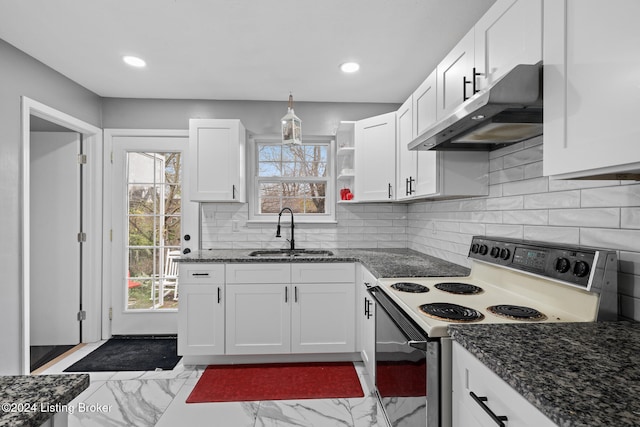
{"left": 0, "top": 0, "right": 496, "bottom": 103}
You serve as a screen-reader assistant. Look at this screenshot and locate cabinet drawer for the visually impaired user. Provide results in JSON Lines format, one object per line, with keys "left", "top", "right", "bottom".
{"left": 452, "top": 342, "right": 556, "bottom": 427}
{"left": 292, "top": 263, "right": 355, "bottom": 283}
{"left": 226, "top": 263, "right": 291, "bottom": 284}
{"left": 179, "top": 264, "right": 225, "bottom": 283}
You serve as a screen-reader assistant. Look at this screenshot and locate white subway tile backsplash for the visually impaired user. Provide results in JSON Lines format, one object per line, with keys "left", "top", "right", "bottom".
{"left": 502, "top": 144, "right": 543, "bottom": 169}
{"left": 548, "top": 208, "right": 620, "bottom": 228}
{"left": 523, "top": 190, "right": 580, "bottom": 209}
{"left": 580, "top": 228, "right": 640, "bottom": 252}
{"left": 621, "top": 208, "right": 640, "bottom": 229}
{"left": 502, "top": 176, "right": 549, "bottom": 196}
{"left": 502, "top": 209, "right": 548, "bottom": 225}
{"left": 523, "top": 226, "right": 580, "bottom": 245}
{"left": 486, "top": 195, "right": 524, "bottom": 211}
{"left": 485, "top": 224, "right": 523, "bottom": 239}
{"left": 581, "top": 184, "right": 640, "bottom": 207}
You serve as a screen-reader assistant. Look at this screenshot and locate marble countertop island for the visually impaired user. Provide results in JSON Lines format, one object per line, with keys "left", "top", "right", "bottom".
{"left": 0, "top": 374, "right": 89, "bottom": 427}
{"left": 449, "top": 322, "right": 640, "bottom": 427}
{"left": 177, "top": 248, "right": 470, "bottom": 278}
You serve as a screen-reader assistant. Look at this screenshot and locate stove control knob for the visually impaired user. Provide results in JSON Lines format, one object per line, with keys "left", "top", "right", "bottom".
{"left": 471, "top": 243, "right": 480, "bottom": 254}
{"left": 573, "top": 260, "right": 590, "bottom": 278}
{"left": 490, "top": 247, "right": 500, "bottom": 258}
{"left": 500, "top": 248, "right": 511, "bottom": 260}
{"left": 479, "top": 244, "right": 489, "bottom": 255}
{"left": 554, "top": 257, "right": 571, "bottom": 273}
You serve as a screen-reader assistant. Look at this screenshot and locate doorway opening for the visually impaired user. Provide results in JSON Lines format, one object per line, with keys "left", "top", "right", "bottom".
{"left": 21, "top": 97, "right": 103, "bottom": 374}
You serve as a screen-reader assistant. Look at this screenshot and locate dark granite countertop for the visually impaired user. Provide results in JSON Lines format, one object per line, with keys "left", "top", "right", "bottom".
{"left": 0, "top": 374, "right": 89, "bottom": 427}
{"left": 177, "top": 248, "right": 470, "bottom": 278}
{"left": 449, "top": 322, "right": 640, "bottom": 427}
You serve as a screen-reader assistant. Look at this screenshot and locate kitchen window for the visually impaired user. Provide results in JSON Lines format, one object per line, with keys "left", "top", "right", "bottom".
{"left": 249, "top": 137, "right": 334, "bottom": 222}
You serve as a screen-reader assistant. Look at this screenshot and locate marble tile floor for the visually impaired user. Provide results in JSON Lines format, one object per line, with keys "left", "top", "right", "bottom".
{"left": 39, "top": 341, "right": 389, "bottom": 427}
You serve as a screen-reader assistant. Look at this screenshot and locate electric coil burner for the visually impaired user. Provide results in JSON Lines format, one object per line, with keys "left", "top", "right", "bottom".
{"left": 391, "top": 282, "right": 429, "bottom": 293}
{"left": 419, "top": 302, "right": 485, "bottom": 323}
{"left": 434, "top": 282, "right": 483, "bottom": 295}
{"left": 487, "top": 304, "right": 547, "bottom": 321}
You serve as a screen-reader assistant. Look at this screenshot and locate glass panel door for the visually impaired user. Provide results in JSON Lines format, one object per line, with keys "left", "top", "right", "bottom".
{"left": 125, "top": 152, "right": 182, "bottom": 310}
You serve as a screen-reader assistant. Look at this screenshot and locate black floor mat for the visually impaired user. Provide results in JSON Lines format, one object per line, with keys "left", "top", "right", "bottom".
{"left": 64, "top": 335, "right": 181, "bottom": 372}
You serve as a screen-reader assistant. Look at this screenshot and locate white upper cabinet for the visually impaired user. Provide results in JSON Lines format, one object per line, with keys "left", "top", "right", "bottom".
{"left": 413, "top": 70, "right": 439, "bottom": 197}
{"left": 435, "top": 0, "right": 542, "bottom": 120}
{"left": 436, "top": 28, "right": 475, "bottom": 120}
{"left": 474, "top": 0, "right": 542, "bottom": 91}
{"left": 354, "top": 112, "right": 397, "bottom": 202}
{"left": 189, "top": 119, "right": 246, "bottom": 202}
{"left": 396, "top": 96, "right": 417, "bottom": 200}
{"left": 543, "top": 0, "right": 640, "bottom": 179}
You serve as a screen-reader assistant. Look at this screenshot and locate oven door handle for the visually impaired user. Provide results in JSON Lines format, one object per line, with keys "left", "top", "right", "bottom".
{"left": 367, "top": 286, "right": 429, "bottom": 351}
{"left": 408, "top": 340, "right": 428, "bottom": 351}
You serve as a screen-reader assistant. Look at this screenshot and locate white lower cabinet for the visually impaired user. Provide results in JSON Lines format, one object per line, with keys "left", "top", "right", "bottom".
{"left": 452, "top": 342, "right": 556, "bottom": 427}
{"left": 225, "top": 283, "right": 291, "bottom": 355}
{"left": 358, "top": 265, "right": 376, "bottom": 381}
{"left": 177, "top": 264, "right": 226, "bottom": 356}
{"left": 291, "top": 283, "right": 355, "bottom": 353}
{"left": 223, "top": 263, "right": 356, "bottom": 356}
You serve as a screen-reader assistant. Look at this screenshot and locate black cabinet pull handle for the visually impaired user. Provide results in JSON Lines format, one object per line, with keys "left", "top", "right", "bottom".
{"left": 232, "top": 184, "right": 236, "bottom": 199}
{"left": 217, "top": 287, "right": 221, "bottom": 304}
{"left": 364, "top": 297, "right": 369, "bottom": 316}
{"left": 409, "top": 176, "right": 415, "bottom": 195}
{"left": 472, "top": 67, "right": 483, "bottom": 95}
{"left": 192, "top": 273, "right": 209, "bottom": 277}
{"left": 463, "top": 75, "right": 472, "bottom": 101}
{"left": 294, "top": 286, "right": 298, "bottom": 303}
{"left": 388, "top": 183, "right": 392, "bottom": 199}
{"left": 469, "top": 392, "right": 508, "bottom": 427}
{"left": 285, "top": 286, "right": 288, "bottom": 303}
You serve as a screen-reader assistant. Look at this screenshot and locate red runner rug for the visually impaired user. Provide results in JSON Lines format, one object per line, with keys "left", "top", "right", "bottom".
{"left": 186, "top": 362, "right": 364, "bottom": 403}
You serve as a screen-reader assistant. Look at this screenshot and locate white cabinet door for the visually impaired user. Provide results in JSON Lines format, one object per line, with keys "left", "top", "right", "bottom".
{"left": 178, "top": 264, "right": 225, "bottom": 356}
{"left": 436, "top": 28, "right": 475, "bottom": 120}
{"left": 189, "top": 119, "right": 246, "bottom": 202}
{"left": 354, "top": 112, "right": 396, "bottom": 201}
{"left": 225, "top": 283, "right": 291, "bottom": 355}
{"left": 412, "top": 69, "right": 439, "bottom": 197}
{"left": 396, "top": 96, "right": 417, "bottom": 200}
{"left": 178, "top": 284, "right": 225, "bottom": 356}
{"left": 543, "top": 0, "right": 640, "bottom": 179}
{"left": 474, "top": 0, "right": 542, "bottom": 91}
{"left": 452, "top": 342, "right": 557, "bottom": 427}
{"left": 291, "top": 283, "right": 355, "bottom": 353}
{"left": 359, "top": 267, "right": 376, "bottom": 381}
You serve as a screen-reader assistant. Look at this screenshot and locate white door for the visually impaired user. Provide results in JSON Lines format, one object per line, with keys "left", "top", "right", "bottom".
{"left": 30, "top": 132, "right": 81, "bottom": 346}
{"left": 110, "top": 134, "right": 197, "bottom": 335}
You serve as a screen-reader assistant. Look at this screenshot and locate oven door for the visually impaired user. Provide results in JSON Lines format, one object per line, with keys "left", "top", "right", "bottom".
{"left": 368, "top": 286, "right": 441, "bottom": 427}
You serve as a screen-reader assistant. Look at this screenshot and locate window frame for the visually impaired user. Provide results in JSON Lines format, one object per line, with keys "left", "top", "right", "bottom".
{"left": 248, "top": 135, "right": 335, "bottom": 223}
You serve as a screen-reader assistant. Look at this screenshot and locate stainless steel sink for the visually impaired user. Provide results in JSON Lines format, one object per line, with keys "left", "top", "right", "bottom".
{"left": 248, "top": 249, "right": 334, "bottom": 257}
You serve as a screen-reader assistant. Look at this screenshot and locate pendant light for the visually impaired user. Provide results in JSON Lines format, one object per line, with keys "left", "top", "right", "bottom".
{"left": 281, "top": 93, "right": 302, "bottom": 145}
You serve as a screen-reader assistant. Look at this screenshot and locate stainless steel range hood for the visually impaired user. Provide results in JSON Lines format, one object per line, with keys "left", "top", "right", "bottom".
{"left": 408, "top": 63, "right": 542, "bottom": 151}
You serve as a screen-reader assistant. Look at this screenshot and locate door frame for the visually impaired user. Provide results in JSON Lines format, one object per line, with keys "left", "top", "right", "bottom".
{"left": 103, "top": 129, "right": 195, "bottom": 337}
{"left": 20, "top": 97, "right": 103, "bottom": 374}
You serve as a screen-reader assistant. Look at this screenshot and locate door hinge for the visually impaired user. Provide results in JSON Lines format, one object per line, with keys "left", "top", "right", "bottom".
{"left": 77, "top": 310, "right": 87, "bottom": 321}
{"left": 78, "top": 154, "right": 87, "bottom": 164}
{"left": 77, "top": 232, "right": 87, "bottom": 242}
{"left": 109, "top": 307, "right": 113, "bottom": 320}
{"left": 110, "top": 151, "right": 114, "bottom": 164}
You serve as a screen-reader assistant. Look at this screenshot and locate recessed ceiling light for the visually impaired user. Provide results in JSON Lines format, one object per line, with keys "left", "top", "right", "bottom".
{"left": 340, "top": 62, "right": 360, "bottom": 73}
{"left": 123, "top": 56, "right": 146, "bottom": 68}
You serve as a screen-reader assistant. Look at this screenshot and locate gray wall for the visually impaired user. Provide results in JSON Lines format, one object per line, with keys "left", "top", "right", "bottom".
{"left": 0, "top": 39, "right": 102, "bottom": 374}
{"left": 102, "top": 97, "right": 398, "bottom": 134}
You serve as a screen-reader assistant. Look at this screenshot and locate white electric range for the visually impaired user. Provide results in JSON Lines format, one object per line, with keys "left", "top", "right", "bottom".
{"left": 368, "top": 236, "right": 619, "bottom": 427}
